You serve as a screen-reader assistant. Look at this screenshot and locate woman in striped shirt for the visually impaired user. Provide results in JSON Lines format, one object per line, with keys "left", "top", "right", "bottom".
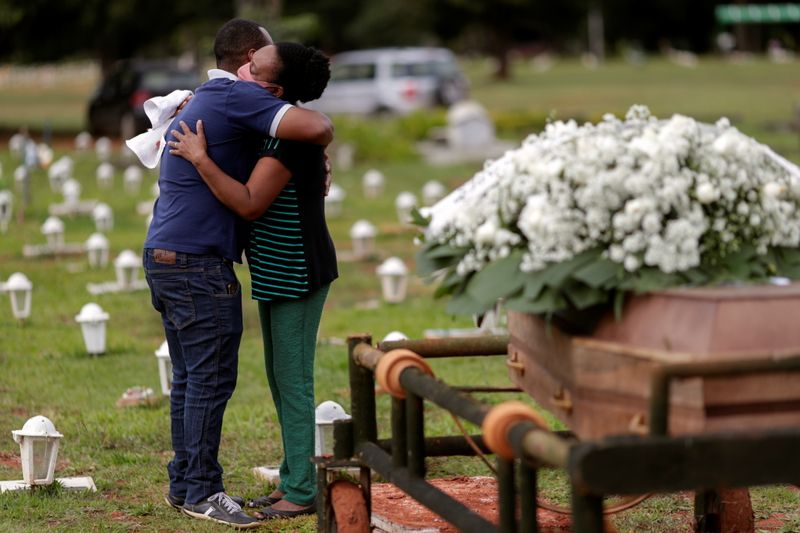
{"left": 169, "top": 42, "right": 337, "bottom": 520}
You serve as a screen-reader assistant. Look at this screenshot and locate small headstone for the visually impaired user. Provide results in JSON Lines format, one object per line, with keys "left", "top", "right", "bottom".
{"left": 446, "top": 101, "right": 495, "bottom": 149}
{"left": 335, "top": 143, "right": 355, "bottom": 171}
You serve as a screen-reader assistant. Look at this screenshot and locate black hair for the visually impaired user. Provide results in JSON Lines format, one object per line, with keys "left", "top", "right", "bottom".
{"left": 214, "top": 19, "right": 270, "bottom": 72}
{"left": 273, "top": 42, "right": 331, "bottom": 104}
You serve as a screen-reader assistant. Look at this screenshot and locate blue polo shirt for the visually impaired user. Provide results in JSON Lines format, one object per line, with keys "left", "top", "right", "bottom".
{"left": 145, "top": 76, "right": 290, "bottom": 262}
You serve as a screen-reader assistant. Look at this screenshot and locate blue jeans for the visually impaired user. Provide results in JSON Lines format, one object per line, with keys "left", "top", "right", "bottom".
{"left": 143, "top": 249, "right": 243, "bottom": 504}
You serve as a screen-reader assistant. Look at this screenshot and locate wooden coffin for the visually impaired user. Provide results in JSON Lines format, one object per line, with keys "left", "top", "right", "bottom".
{"left": 507, "top": 284, "right": 800, "bottom": 439}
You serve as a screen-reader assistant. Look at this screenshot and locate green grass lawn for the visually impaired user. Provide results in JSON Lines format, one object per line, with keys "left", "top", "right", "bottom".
{"left": 1, "top": 56, "right": 800, "bottom": 531}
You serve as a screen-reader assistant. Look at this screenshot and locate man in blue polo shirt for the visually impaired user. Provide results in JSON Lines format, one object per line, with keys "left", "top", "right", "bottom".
{"left": 142, "top": 19, "right": 333, "bottom": 529}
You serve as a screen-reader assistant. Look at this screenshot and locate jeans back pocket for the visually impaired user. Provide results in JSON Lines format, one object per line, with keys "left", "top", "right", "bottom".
{"left": 150, "top": 277, "right": 196, "bottom": 330}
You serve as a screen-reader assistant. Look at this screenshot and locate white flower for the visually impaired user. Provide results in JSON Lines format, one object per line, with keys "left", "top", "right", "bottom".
{"left": 763, "top": 182, "right": 785, "bottom": 199}
{"left": 624, "top": 255, "right": 641, "bottom": 272}
{"left": 475, "top": 220, "right": 498, "bottom": 245}
{"left": 422, "top": 104, "right": 800, "bottom": 288}
{"left": 696, "top": 183, "right": 719, "bottom": 204}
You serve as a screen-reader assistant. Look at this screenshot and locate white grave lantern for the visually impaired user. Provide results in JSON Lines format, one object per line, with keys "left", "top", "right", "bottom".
{"left": 4, "top": 272, "right": 32, "bottom": 320}
{"left": 11, "top": 416, "right": 63, "bottom": 486}
{"left": 75, "top": 303, "right": 109, "bottom": 355}
{"left": 114, "top": 249, "right": 141, "bottom": 289}
{"left": 96, "top": 162, "right": 114, "bottom": 189}
{"left": 85, "top": 233, "right": 110, "bottom": 269}
{"left": 48, "top": 156, "right": 73, "bottom": 192}
{"left": 382, "top": 331, "right": 409, "bottom": 343}
{"left": 315, "top": 401, "right": 351, "bottom": 456}
{"left": 9, "top": 133, "right": 26, "bottom": 157}
{"left": 349, "top": 220, "right": 377, "bottom": 260}
{"left": 155, "top": 340, "right": 172, "bottom": 396}
{"left": 36, "top": 143, "right": 54, "bottom": 169}
{"left": 325, "top": 183, "right": 346, "bottom": 218}
{"left": 123, "top": 165, "right": 143, "bottom": 194}
{"left": 376, "top": 257, "right": 409, "bottom": 303}
{"left": 0, "top": 190, "right": 12, "bottom": 233}
{"left": 41, "top": 216, "right": 65, "bottom": 250}
{"left": 92, "top": 203, "right": 113, "bottom": 232}
{"left": 422, "top": 180, "right": 447, "bottom": 206}
{"left": 14, "top": 166, "right": 27, "bottom": 193}
{"left": 95, "top": 136, "right": 112, "bottom": 162}
{"left": 395, "top": 191, "right": 418, "bottom": 224}
{"left": 362, "top": 169, "right": 385, "bottom": 199}
{"left": 74, "top": 131, "right": 92, "bottom": 152}
{"left": 61, "top": 179, "right": 81, "bottom": 205}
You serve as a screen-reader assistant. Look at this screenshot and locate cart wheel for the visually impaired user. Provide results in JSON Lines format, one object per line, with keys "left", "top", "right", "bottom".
{"left": 329, "top": 479, "right": 370, "bottom": 533}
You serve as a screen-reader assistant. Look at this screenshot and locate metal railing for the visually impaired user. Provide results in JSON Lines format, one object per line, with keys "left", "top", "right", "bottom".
{"left": 316, "top": 334, "right": 800, "bottom": 533}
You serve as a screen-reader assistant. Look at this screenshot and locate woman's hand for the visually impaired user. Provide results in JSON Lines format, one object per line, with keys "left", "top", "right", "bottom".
{"left": 168, "top": 120, "right": 208, "bottom": 166}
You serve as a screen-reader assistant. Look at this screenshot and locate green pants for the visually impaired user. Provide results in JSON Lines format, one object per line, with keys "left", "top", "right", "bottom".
{"left": 257, "top": 284, "right": 329, "bottom": 506}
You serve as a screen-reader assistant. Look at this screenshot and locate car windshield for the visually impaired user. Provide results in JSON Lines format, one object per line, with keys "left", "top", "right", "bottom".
{"left": 390, "top": 60, "right": 457, "bottom": 78}
{"left": 330, "top": 63, "right": 376, "bottom": 81}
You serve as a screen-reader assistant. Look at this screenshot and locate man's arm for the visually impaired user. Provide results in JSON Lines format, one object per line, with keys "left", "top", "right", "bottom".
{"left": 275, "top": 107, "right": 334, "bottom": 146}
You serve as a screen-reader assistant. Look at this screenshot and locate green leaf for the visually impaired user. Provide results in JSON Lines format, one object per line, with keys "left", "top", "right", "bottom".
{"left": 465, "top": 250, "right": 525, "bottom": 307}
{"left": 538, "top": 248, "right": 603, "bottom": 288}
{"left": 613, "top": 290, "right": 626, "bottom": 320}
{"left": 626, "top": 268, "right": 680, "bottom": 293}
{"left": 446, "top": 289, "right": 490, "bottom": 315}
{"left": 415, "top": 245, "right": 468, "bottom": 277}
{"left": 680, "top": 268, "right": 709, "bottom": 286}
{"left": 563, "top": 282, "right": 608, "bottom": 310}
{"left": 433, "top": 271, "right": 465, "bottom": 298}
{"left": 505, "top": 287, "right": 567, "bottom": 314}
{"left": 410, "top": 207, "right": 430, "bottom": 227}
{"left": 523, "top": 273, "right": 546, "bottom": 300}
{"left": 573, "top": 258, "right": 621, "bottom": 288}
{"left": 774, "top": 247, "right": 800, "bottom": 278}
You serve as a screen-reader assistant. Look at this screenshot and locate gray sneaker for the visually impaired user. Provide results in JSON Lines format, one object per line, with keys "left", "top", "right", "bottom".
{"left": 182, "top": 492, "right": 260, "bottom": 529}
{"left": 166, "top": 492, "right": 245, "bottom": 510}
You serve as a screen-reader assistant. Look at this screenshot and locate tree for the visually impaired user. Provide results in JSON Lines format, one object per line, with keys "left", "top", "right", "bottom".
{"left": 0, "top": 0, "right": 234, "bottom": 74}
{"left": 431, "top": 0, "right": 587, "bottom": 79}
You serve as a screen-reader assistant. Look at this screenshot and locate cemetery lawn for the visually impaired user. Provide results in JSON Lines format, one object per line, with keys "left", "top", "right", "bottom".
{"left": 1, "top": 56, "right": 800, "bottom": 531}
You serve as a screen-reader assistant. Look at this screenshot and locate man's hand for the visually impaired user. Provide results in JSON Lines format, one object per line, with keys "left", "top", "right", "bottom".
{"left": 168, "top": 120, "right": 208, "bottom": 166}
{"left": 323, "top": 151, "right": 332, "bottom": 196}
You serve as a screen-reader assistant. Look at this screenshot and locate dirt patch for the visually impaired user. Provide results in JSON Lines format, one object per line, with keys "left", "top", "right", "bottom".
{"left": 370, "top": 476, "right": 571, "bottom": 532}
{"left": 756, "top": 513, "right": 788, "bottom": 531}
{"left": 0, "top": 451, "right": 20, "bottom": 469}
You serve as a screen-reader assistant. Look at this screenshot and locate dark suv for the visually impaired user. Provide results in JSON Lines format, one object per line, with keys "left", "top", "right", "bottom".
{"left": 87, "top": 59, "right": 201, "bottom": 138}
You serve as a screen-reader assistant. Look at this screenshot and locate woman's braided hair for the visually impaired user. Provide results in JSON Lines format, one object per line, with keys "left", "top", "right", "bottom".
{"left": 274, "top": 42, "right": 331, "bottom": 104}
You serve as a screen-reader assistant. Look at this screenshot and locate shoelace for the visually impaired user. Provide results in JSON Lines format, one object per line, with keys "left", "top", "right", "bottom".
{"left": 209, "top": 492, "right": 242, "bottom": 514}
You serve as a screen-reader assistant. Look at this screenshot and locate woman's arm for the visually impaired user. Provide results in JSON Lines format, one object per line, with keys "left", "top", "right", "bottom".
{"left": 169, "top": 120, "right": 291, "bottom": 221}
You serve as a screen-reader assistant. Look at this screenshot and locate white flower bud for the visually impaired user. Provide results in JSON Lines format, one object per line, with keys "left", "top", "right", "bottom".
{"left": 763, "top": 182, "right": 785, "bottom": 199}
{"left": 696, "top": 183, "right": 719, "bottom": 204}
{"left": 624, "top": 255, "right": 641, "bottom": 272}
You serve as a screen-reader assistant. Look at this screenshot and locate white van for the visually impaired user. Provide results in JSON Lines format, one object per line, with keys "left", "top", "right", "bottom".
{"left": 306, "top": 47, "right": 468, "bottom": 115}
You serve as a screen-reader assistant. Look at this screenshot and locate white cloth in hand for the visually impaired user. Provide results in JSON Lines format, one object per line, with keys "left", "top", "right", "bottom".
{"left": 124, "top": 89, "right": 193, "bottom": 169}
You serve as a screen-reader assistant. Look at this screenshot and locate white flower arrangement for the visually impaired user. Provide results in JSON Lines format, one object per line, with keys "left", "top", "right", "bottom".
{"left": 416, "top": 106, "right": 800, "bottom": 325}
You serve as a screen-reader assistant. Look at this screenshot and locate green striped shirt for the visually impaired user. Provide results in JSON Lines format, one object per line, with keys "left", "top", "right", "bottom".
{"left": 247, "top": 139, "right": 310, "bottom": 301}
